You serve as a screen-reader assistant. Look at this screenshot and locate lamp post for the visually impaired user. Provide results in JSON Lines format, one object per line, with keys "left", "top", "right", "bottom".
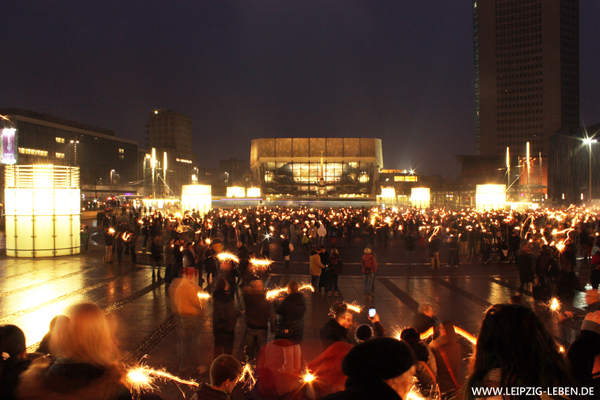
{"left": 584, "top": 138, "right": 597, "bottom": 202}
{"left": 110, "top": 169, "right": 115, "bottom": 197}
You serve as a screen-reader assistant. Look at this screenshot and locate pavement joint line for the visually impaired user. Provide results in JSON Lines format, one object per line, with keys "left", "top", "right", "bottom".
{"left": 377, "top": 278, "right": 420, "bottom": 313}
{"left": 431, "top": 277, "right": 492, "bottom": 309}
{"left": 0, "top": 263, "right": 104, "bottom": 298}
{"left": 0, "top": 267, "right": 142, "bottom": 325}
{"left": 121, "top": 314, "right": 179, "bottom": 364}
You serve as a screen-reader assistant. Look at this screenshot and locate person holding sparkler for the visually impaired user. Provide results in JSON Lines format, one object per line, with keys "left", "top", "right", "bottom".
{"left": 463, "top": 304, "right": 574, "bottom": 400}
{"left": 274, "top": 281, "right": 306, "bottom": 374}
{"left": 104, "top": 227, "right": 115, "bottom": 264}
{"left": 212, "top": 278, "right": 241, "bottom": 359}
{"left": 361, "top": 247, "right": 377, "bottom": 301}
{"left": 242, "top": 279, "right": 277, "bottom": 361}
{"left": 17, "top": 303, "right": 133, "bottom": 400}
{"left": 320, "top": 303, "right": 353, "bottom": 350}
{"left": 321, "top": 337, "right": 416, "bottom": 400}
{"left": 190, "top": 355, "right": 242, "bottom": 400}
{"left": 169, "top": 267, "right": 203, "bottom": 373}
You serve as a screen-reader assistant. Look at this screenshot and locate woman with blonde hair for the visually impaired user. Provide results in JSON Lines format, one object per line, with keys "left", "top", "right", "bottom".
{"left": 17, "top": 302, "right": 132, "bottom": 400}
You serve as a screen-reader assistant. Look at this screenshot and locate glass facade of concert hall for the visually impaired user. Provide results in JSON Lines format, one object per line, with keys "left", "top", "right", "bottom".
{"left": 250, "top": 138, "right": 383, "bottom": 196}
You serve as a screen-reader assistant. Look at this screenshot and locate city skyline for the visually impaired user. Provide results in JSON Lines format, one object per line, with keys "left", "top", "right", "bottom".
{"left": 1, "top": 1, "right": 599, "bottom": 178}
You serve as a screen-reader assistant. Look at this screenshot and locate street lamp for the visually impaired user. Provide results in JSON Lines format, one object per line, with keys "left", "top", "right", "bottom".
{"left": 584, "top": 137, "right": 597, "bottom": 202}
{"left": 110, "top": 169, "right": 115, "bottom": 197}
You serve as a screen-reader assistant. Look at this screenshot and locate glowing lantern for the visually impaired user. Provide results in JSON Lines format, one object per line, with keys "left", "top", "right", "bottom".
{"left": 246, "top": 187, "right": 261, "bottom": 198}
{"left": 181, "top": 184, "right": 212, "bottom": 216}
{"left": 475, "top": 184, "right": 506, "bottom": 212}
{"left": 410, "top": 188, "right": 430, "bottom": 209}
{"left": 226, "top": 186, "right": 246, "bottom": 198}
{"left": 4, "top": 165, "right": 80, "bottom": 257}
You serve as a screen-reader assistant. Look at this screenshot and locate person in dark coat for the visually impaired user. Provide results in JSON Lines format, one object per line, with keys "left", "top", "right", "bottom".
{"left": 431, "top": 321, "right": 463, "bottom": 398}
{"left": 274, "top": 281, "right": 306, "bottom": 373}
{"left": 328, "top": 249, "right": 343, "bottom": 296}
{"left": 191, "top": 355, "right": 242, "bottom": 400}
{"left": 566, "top": 310, "right": 600, "bottom": 395}
{"left": 320, "top": 303, "right": 353, "bottom": 350}
{"left": 413, "top": 303, "right": 437, "bottom": 334}
{"left": 0, "top": 325, "right": 31, "bottom": 400}
{"left": 281, "top": 235, "right": 292, "bottom": 269}
{"left": 321, "top": 337, "right": 416, "bottom": 400}
{"left": 212, "top": 278, "right": 241, "bottom": 359}
{"left": 516, "top": 243, "right": 535, "bottom": 292}
{"left": 242, "top": 279, "right": 276, "bottom": 361}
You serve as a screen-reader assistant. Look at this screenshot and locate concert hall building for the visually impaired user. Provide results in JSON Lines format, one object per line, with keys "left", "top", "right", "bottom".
{"left": 250, "top": 138, "right": 383, "bottom": 197}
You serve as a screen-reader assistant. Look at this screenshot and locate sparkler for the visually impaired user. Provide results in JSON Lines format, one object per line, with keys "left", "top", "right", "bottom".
{"left": 428, "top": 226, "right": 441, "bottom": 242}
{"left": 217, "top": 252, "right": 240, "bottom": 263}
{"left": 345, "top": 302, "right": 364, "bottom": 314}
{"left": 266, "top": 284, "right": 314, "bottom": 300}
{"left": 302, "top": 370, "right": 316, "bottom": 383}
{"left": 126, "top": 365, "right": 199, "bottom": 394}
{"left": 238, "top": 362, "right": 257, "bottom": 388}
{"left": 548, "top": 297, "right": 561, "bottom": 313}
{"left": 197, "top": 292, "right": 211, "bottom": 300}
{"left": 454, "top": 326, "right": 477, "bottom": 345}
{"left": 420, "top": 327, "right": 434, "bottom": 341}
{"left": 249, "top": 258, "right": 272, "bottom": 269}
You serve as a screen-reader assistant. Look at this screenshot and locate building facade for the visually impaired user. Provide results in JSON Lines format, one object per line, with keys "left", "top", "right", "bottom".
{"left": 0, "top": 108, "right": 139, "bottom": 202}
{"left": 474, "top": 0, "right": 579, "bottom": 157}
{"left": 147, "top": 109, "right": 195, "bottom": 196}
{"left": 549, "top": 124, "right": 600, "bottom": 204}
{"left": 250, "top": 138, "right": 383, "bottom": 196}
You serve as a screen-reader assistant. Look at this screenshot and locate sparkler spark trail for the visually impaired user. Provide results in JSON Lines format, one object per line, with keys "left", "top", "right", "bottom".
{"left": 249, "top": 258, "right": 272, "bottom": 269}
{"left": 345, "top": 302, "right": 364, "bottom": 313}
{"left": 420, "top": 327, "right": 434, "bottom": 341}
{"left": 454, "top": 326, "right": 477, "bottom": 345}
{"left": 266, "top": 284, "right": 314, "bottom": 300}
{"left": 126, "top": 365, "right": 199, "bottom": 394}
{"left": 238, "top": 363, "right": 257, "bottom": 388}
{"left": 217, "top": 252, "right": 240, "bottom": 263}
{"left": 197, "top": 292, "right": 211, "bottom": 300}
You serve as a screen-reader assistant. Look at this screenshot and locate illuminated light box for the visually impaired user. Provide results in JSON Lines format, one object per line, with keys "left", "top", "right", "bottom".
{"left": 411, "top": 187, "right": 430, "bottom": 209}
{"left": 226, "top": 186, "right": 246, "bottom": 198}
{"left": 181, "top": 184, "right": 212, "bottom": 216}
{"left": 247, "top": 187, "right": 261, "bottom": 198}
{"left": 476, "top": 184, "right": 506, "bottom": 212}
{"left": 4, "top": 165, "right": 80, "bottom": 257}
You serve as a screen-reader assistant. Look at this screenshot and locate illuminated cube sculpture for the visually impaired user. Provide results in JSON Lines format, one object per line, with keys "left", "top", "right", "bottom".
{"left": 181, "top": 184, "right": 212, "bottom": 216}
{"left": 226, "top": 186, "right": 246, "bottom": 198}
{"left": 476, "top": 184, "right": 506, "bottom": 211}
{"left": 411, "top": 187, "right": 430, "bottom": 209}
{"left": 4, "top": 165, "right": 81, "bottom": 257}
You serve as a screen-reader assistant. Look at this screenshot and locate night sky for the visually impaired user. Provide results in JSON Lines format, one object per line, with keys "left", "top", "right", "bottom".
{"left": 2, "top": 1, "right": 599, "bottom": 178}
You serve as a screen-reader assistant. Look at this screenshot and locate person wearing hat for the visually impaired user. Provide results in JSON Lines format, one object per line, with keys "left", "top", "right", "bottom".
{"left": 321, "top": 337, "right": 416, "bottom": 400}
{"left": 361, "top": 247, "right": 377, "bottom": 301}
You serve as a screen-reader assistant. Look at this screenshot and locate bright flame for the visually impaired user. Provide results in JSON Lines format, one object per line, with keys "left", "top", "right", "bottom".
{"left": 217, "top": 252, "right": 240, "bottom": 263}
{"left": 548, "top": 297, "right": 561, "bottom": 312}
{"left": 126, "top": 365, "right": 199, "bottom": 394}
{"left": 302, "top": 370, "right": 316, "bottom": 383}
{"left": 346, "top": 302, "right": 364, "bottom": 313}
{"left": 419, "top": 327, "right": 434, "bottom": 341}
{"left": 239, "top": 363, "right": 257, "bottom": 388}
{"left": 559, "top": 345, "right": 565, "bottom": 353}
{"left": 454, "top": 326, "right": 477, "bottom": 345}
{"left": 250, "top": 258, "right": 272, "bottom": 269}
{"left": 266, "top": 284, "right": 314, "bottom": 300}
{"left": 198, "top": 292, "right": 211, "bottom": 300}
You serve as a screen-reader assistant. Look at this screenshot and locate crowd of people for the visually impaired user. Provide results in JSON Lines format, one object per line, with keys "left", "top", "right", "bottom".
{"left": 3, "top": 204, "right": 600, "bottom": 399}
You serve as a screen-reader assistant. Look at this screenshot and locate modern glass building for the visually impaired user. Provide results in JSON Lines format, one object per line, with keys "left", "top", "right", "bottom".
{"left": 250, "top": 138, "right": 383, "bottom": 196}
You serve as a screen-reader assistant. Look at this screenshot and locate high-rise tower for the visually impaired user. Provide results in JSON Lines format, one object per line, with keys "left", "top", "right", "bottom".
{"left": 474, "top": 0, "right": 579, "bottom": 156}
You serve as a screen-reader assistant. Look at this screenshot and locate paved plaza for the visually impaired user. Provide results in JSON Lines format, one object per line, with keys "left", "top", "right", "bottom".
{"left": 0, "top": 218, "right": 592, "bottom": 398}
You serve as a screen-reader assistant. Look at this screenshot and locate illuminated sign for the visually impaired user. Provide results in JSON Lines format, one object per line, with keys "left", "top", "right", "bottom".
{"left": 1, "top": 128, "right": 17, "bottom": 164}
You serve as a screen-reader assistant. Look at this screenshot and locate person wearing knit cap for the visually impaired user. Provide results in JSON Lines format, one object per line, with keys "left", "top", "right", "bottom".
{"left": 321, "top": 337, "right": 416, "bottom": 400}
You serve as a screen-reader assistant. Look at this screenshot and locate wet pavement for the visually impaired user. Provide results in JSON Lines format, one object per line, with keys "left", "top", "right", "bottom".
{"left": 0, "top": 218, "right": 592, "bottom": 399}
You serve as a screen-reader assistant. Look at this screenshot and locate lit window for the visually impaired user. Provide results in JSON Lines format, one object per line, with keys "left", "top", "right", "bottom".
{"left": 176, "top": 158, "right": 192, "bottom": 164}
{"left": 119, "top": 148, "right": 125, "bottom": 154}
{"left": 18, "top": 148, "right": 48, "bottom": 157}
{"left": 56, "top": 152, "right": 65, "bottom": 159}
{"left": 119, "top": 155, "right": 124, "bottom": 160}
{"left": 55, "top": 137, "right": 65, "bottom": 143}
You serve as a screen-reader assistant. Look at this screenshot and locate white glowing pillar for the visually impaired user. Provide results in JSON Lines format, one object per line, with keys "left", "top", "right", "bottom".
{"left": 181, "top": 185, "right": 212, "bottom": 216}
{"left": 475, "top": 184, "right": 506, "bottom": 212}
{"left": 4, "top": 165, "right": 81, "bottom": 257}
